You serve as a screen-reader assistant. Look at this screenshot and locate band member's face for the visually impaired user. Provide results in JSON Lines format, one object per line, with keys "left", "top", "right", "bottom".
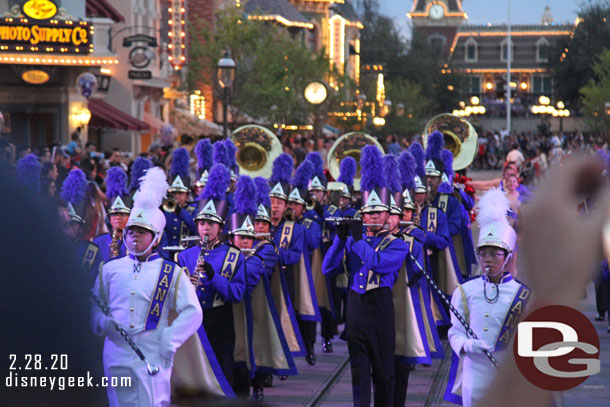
{"left": 197, "top": 219, "right": 221, "bottom": 241}
{"left": 287, "top": 202, "right": 305, "bottom": 218}
{"left": 125, "top": 226, "right": 154, "bottom": 253}
{"left": 339, "top": 196, "right": 350, "bottom": 209}
{"left": 415, "top": 193, "right": 426, "bottom": 207}
{"left": 110, "top": 213, "right": 129, "bottom": 231}
{"left": 312, "top": 190, "right": 325, "bottom": 203}
{"left": 270, "top": 197, "right": 286, "bottom": 220}
{"left": 363, "top": 211, "right": 388, "bottom": 234}
{"left": 387, "top": 214, "right": 401, "bottom": 232}
{"left": 233, "top": 235, "right": 254, "bottom": 249}
{"left": 426, "top": 175, "right": 441, "bottom": 197}
{"left": 505, "top": 175, "right": 519, "bottom": 192}
{"left": 402, "top": 209, "right": 413, "bottom": 222}
{"left": 254, "top": 220, "right": 270, "bottom": 236}
{"left": 477, "top": 246, "right": 507, "bottom": 276}
{"left": 173, "top": 191, "right": 188, "bottom": 206}
{"left": 193, "top": 186, "right": 203, "bottom": 197}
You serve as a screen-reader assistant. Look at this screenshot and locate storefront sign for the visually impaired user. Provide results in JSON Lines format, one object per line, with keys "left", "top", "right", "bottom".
{"left": 23, "top": 0, "right": 57, "bottom": 20}
{"left": 123, "top": 34, "right": 157, "bottom": 47}
{"left": 0, "top": 18, "right": 92, "bottom": 54}
{"left": 21, "top": 69, "right": 50, "bottom": 84}
{"left": 128, "top": 70, "right": 152, "bottom": 80}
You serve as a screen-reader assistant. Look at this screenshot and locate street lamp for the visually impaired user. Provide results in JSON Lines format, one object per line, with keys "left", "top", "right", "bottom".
{"left": 217, "top": 50, "right": 236, "bottom": 138}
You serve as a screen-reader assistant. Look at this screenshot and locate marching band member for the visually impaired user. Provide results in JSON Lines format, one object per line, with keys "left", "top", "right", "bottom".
{"left": 178, "top": 163, "right": 246, "bottom": 386}
{"left": 254, "top": 176, "right": 302, "bottom": 387}
{"left": 60, "top": 168, "right": 102, "bottom": 284}
{"left": 91, "top": 167, "right": 202, "bottom": 407}
{"left": 193, "top": 139, "right": 213, "bottom": 197}
{"left": 287, "top": 159, "right": 323, "bottom": 365}
{"left": 93, "top": 167, "right": 130, "bottom": 262}
{"left": 268, "top": 153, "right": 309, "bottom": 362}
{"left": 162, "top": 148, "right": 197, "bottom": 251}
{"left": 323, "top": 145, "right": 408, "bottom": 407}
{"left": 445, "top": 189, "right": 530, "bottom": 407}
{"left": 304, "top": 151, "right": 327, "bottom": 226}
{"left": 425, "top": 132, "right": 464, "bottom": 282}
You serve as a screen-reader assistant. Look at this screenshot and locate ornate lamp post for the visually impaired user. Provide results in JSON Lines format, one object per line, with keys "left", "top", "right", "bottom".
{"left": 217, "top": 50, "right": 236, "bottom": 138}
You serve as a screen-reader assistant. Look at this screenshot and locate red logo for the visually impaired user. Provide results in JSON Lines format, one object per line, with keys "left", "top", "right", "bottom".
{"left": 513, "top": 305, "right": 600, "bottom": 391}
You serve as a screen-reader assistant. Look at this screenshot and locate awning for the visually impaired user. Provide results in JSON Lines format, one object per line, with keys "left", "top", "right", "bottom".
{"left": 89, "top": 99, "right": 150, "bottom": 131}
{"left": 173, "top": 108, "right": 222, "bottom": 136}
{"left": 142, "top": 111, "right": 167, "bottom": 135}
{"left": 86, "top": 0, "right": 125, "bottom": 23}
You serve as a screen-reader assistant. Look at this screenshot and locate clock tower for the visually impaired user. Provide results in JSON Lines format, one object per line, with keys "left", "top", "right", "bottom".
{"left": 408, "top": 0, "right": 468, "bottom": 58}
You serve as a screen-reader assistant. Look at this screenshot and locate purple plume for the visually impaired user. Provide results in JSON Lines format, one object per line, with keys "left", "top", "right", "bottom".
{"left": 292, "top": 160, "right": 313, "bottom": 189}
{"left": 383, "top": 154, "right": 402, "bottom": 193}
{"left": 224, "top": 138, "right": 238, "bottom": 172}
{"left": 305, "top": 152, "right": 325, "bottom": 179}
{"left": 201, "top": 163, "right": 230, "bottom": 201}
{"left": 254, "top": 176, "right": 271, "bottom": 207}
{"left": 60, "top": 168, "right": 87, "bottom": 204}
{"left": 16, "top": 153, "right": 41, "bottom": 192}
{"left": 106, "top": 166, "right": 129, "bottom": 202}
{"left": 170, "top": 147, "right": 190, "bottom": 178}
{"left": 337, "top": 156, "right": 356, "bottom": 187}
{"left": 399, "top": 151, "right": 416, "bottom": 191}
{"left": 234, "top": 175, "right": 257, "bottom": 216}
{"left": 442, "top": 149, "right": 454, "bottom": 178}
{"left": 425, "top": 131, "right": 444, "bottom": 162}
{"left": 213, "top": 141, "right": 230, "bottom": 168}
{"left": 270, "top": 153, "right": 294, "bottom": 184}
{"left": 408, "top": 142, "right": 426, "bottom": 182}
{"left": 360, "top": 145, "right": 385, "bottom": 191}
{"left": 195, "top": 139, "right": 213, "bottom": 174}
{"left": 130, "top": 157, "right": 152, "bottom": 191}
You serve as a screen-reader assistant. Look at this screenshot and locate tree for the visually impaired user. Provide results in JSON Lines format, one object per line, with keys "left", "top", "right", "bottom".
{"left": 384, "top": 78, "right": 432, "bottom": 138}
{"left": 580, "top": 48, "right": 610, "bottom": 133}
{"left": 548, "top": 1, "right": 610, "bottom": 108}
{"left": 187, "top": 6, "right": 332, "bottom": 127}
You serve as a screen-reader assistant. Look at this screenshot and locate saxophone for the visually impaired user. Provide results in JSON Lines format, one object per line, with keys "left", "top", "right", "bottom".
{"left": 194, "top": 235, "right": 209, "bottom": 279}
{"left": 110, "top": 229, "right": 123, "bottom": 258}
{"left": 414, "top": 204, "right": 423, "bottom": 227}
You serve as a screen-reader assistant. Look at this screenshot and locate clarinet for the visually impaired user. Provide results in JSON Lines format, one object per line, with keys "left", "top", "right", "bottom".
{"left": 408, "top": 253, "right": 499, "bottom": 369}
{"left": 90, "top": 294, "right": 160, "bottom": 376}
{"left": 194, "top": 235, "right": 209, "bottom": 280}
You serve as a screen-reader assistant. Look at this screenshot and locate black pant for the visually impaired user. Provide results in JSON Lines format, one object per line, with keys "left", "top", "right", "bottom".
{"left": 233, "top": 365, "right": 250, "bottom": 397}
{"left": 346, "top": 288, "right": 395, "bottom": 407}
{"left": 601, "top": 279, "right": 610, "bottom": 325}
{"left": 595, "top": 280, "right": 606, "bottom": 316}
{"left": 203, "top": 304, "right": 235, "bottom": 384}
{"left": 393, "top": 360, "right": 413, "bottom": 407}
{"left": 320, "top": 307, "right": 338, "bottom": 341}
{"left": 298, "top": 318, "right": 317, "bottom": 354}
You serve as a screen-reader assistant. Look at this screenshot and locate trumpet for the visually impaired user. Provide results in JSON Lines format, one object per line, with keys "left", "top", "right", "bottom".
{"left": 255, "top": 233, "right": 271, "bottom": 238}
{"left": 306, "top": 197, "right": 316, "bottom": 211}
{"left": 325, "top": 217, "right": 384, "bottom": 228}
{"left": 283, "top": 207, "right": 296, "bottom": 222}
{"left": 162, "top": 196, "right": 177, "bottom": 212}
{"left": 240, "top": 248, "right": 257, "bottom": 254}
{"left": 181, "top": 236, "right": 201, "bottom": 246}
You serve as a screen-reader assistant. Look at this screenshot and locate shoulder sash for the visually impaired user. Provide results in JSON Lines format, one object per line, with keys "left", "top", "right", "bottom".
{"left": 145, "top": 260, "right": 177, "bottom": 330}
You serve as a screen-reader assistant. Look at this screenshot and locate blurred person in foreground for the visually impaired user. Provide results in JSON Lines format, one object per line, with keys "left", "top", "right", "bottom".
{"left": 479, "top": 155, "right": 610, "bottom": 407}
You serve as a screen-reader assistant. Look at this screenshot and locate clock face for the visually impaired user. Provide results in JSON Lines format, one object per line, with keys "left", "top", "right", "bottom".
{"left": 304, "top": 81, "right": 328, "bottom": 104}
{"left": 430, "top": 4, "right": 445, "bottom": 19}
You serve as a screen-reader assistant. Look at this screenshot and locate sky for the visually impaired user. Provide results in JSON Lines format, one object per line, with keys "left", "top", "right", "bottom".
{"left": 377, "top": 0, "right": 581, "bottom": 40}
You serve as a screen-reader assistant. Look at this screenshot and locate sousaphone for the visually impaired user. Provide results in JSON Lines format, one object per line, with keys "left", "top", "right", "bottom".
{"left": 327, "top": 132, "right": 385, "bottom": 191}
{"left": 423, "top": 114, "right": 478, "bottom": 171}
{"left": 231, "top": 125, "right": 282, "bottom": 178}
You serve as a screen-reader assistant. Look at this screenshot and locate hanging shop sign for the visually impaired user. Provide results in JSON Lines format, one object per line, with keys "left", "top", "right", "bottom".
{"left": 22, "top": 0, "right": 58, "bottom": 20}
{"left": 0, "top": 18, "right": 92, "bottom": 54}
{"left": 21, "top": 69, "right": 50, "bottom": 84}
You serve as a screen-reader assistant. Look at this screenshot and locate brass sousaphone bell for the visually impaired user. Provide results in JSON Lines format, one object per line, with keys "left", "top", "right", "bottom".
{"left": 423, "top": 113, "right": 478, "bottom": 171}
{"left": 231, "top": 125, "right": 282, "bottom": 178}
{"left": 327, "top": 132, "right": 385, "bottom": 191}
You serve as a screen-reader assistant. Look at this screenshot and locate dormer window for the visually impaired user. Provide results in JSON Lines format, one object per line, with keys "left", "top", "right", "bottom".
{"left": 500, "top": 38, "right": 514, "bottom": 62}
{"left": 465, "top": 38, "right": 478, "bottom": 62}
{"left": 536, "top": 37, "right": 550, "bottom": 62}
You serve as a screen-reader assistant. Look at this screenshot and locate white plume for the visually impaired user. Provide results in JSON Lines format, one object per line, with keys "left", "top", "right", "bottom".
{"left": 133, "top": 167, "right": 169, "bottom": 210}
{"left": 477, "top": 189, "right": 510, "bottom": 227}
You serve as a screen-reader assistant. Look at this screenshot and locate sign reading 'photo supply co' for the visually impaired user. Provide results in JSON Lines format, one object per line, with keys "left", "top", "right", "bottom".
{"left": 0, "top": 18, "right": 92, "bottom": 54}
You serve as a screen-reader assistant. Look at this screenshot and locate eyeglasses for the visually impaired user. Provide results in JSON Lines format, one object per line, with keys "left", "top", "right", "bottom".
{"left": 476, "top": 251, "right": 505, "bottom": 259}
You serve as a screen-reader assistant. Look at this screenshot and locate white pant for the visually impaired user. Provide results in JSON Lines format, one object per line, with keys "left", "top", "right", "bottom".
{"left": 103, "top": 334, "right": 172, "bottom": 407}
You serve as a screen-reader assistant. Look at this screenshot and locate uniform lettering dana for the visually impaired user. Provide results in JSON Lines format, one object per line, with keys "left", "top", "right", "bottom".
{"left": 212, "top": 247, "right": 241, "bottom": 307}
{"left": 145, "top": 261, "right": 176, "bottom": 330}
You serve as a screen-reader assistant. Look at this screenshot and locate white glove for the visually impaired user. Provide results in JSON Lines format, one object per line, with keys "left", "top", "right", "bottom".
{"left": 463, "top": 338, "right": 492, "bottom": 354}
